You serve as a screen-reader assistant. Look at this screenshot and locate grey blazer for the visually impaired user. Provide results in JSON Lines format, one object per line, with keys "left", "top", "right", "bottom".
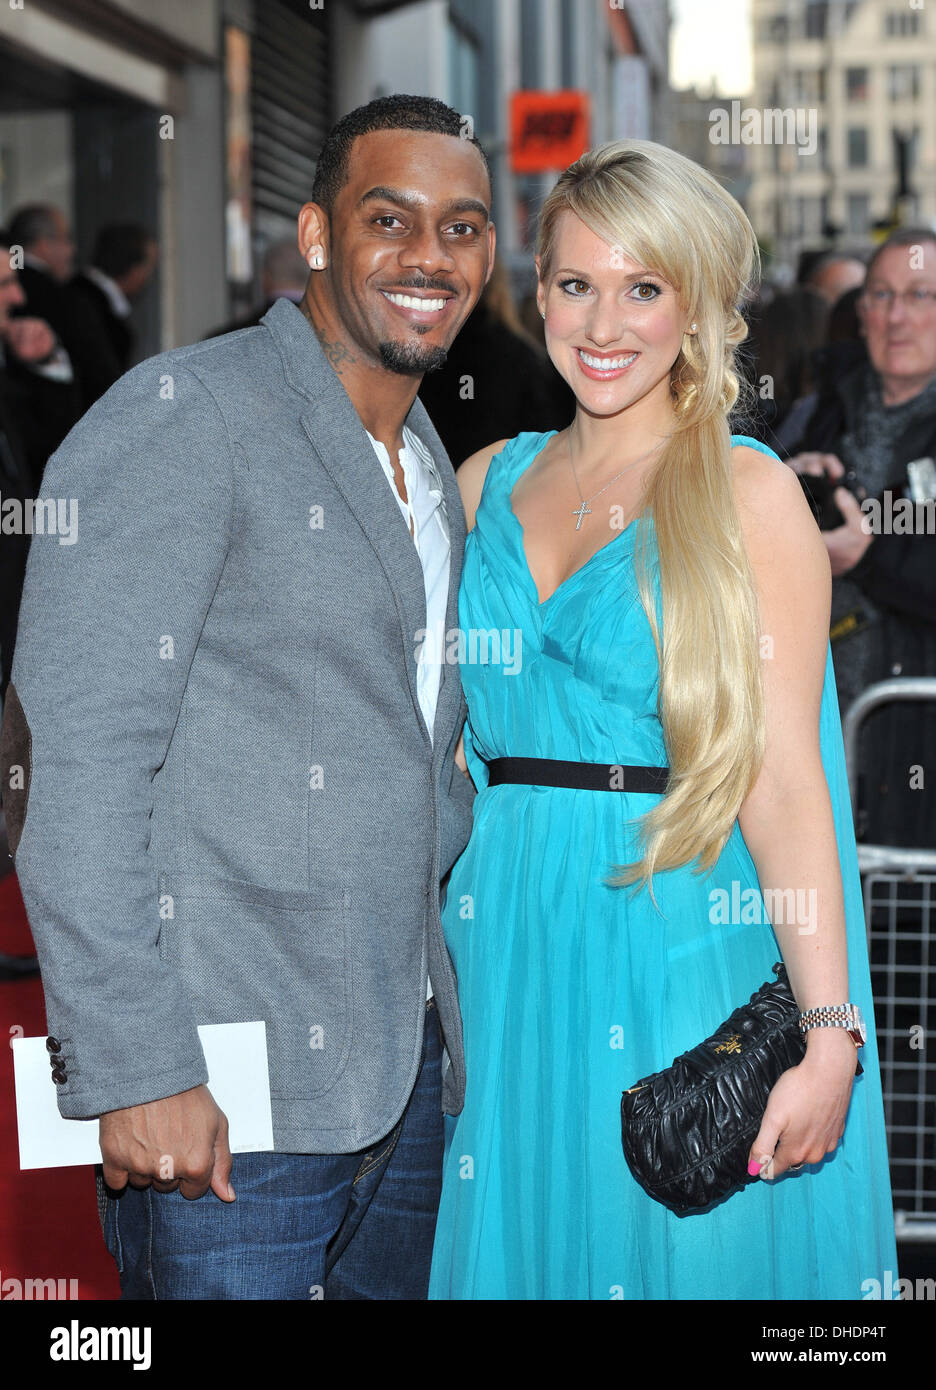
{"left": 1, "top": 296, "right": 476, "bottom": 1152}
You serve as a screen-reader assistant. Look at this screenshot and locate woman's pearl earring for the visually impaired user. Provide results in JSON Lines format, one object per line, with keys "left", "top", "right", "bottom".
{"left": 540, "top": 309, "right": 546, "bottom": 319}
{"left": 690, "top": 322, "right": 698, "bottom": 333}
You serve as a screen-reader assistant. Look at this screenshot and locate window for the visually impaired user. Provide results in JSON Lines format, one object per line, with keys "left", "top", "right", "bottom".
{"left": 560, "top": 0, "right": 576, "bottom": 88}
{"left": 846, "top": 67, "right": 869, "bottom": 102}
{"left": 847, "top": 127, "right": 869, "bottom": 167}
{"left": 793, "top": 69, "right": 826, "bottom": 104}
{"left": 520, "top": 0, "right": 541, "bottom": 88}
{"left": 805, "top": 2, "right": 828, "bottom": 39}
{"left": 885, "top": 11, "right": 921, "bottom": 37}
{"left": 799, "top": 124, "right": 829, "bottom": 169}
{"left": 888, "top": 65, "right": 920, "bottom": 101}
{"left": 847, "top": 193, "right": 870, "bottom": 237}
{"left": 448, "top": 19, "right": 479, "bottom": 121}
{"left": 795, "top": 195, "right": 825, "bottom": 239}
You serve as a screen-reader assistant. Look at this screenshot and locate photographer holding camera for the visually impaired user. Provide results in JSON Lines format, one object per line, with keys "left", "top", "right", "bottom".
{"left": 784, "top": 227, "right": 936, "bottom": 848}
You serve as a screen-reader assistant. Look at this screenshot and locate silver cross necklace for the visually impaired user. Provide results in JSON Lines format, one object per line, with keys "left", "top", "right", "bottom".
{"left": 567, "top": 423, "right": 669, "bottom": 530}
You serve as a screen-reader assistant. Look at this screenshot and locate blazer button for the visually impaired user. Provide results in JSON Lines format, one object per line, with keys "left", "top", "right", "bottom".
{"left": 51, "top": 1068, "right": 67, "bottom": 1084}
{"left": 46, "top": 1036, "right": 61, "bottom": 1053}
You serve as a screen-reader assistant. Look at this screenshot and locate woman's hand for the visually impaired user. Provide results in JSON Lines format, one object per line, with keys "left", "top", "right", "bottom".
{"left": 748, "top": 1029, "right": 859, "bottom": 1180}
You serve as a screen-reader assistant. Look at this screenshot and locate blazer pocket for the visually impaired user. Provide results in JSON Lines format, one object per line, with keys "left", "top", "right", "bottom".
{"left": 163, "top": 878, "right": 353, "bottom": 1100}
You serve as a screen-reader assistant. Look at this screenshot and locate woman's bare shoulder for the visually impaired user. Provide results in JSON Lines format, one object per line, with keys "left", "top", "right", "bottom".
{"left": 456, "top": 438, "right": 512, "bottom": 531}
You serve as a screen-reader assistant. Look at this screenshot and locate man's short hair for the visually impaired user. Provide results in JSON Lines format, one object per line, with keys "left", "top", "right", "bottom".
{"left": 865, "top": 225, "right": 936, "bottom": 279}
{"left": 311, "top": 93, "right": 490, "bottom": 215}
{"left": 7, "top": 204, "right": 61, "bottom": 250}
{"left": 798, "top": 248, "right": 866, "bottom": 286}
{"left": 91, "top": 224, "right": 153, "bottom": 279}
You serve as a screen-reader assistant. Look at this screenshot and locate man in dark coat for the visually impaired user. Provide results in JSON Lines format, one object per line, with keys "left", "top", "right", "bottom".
{"left": 5, "top": 205, "right": 83, "bottom": 480}
{"left": 784, "top": 228, "right": 936, "bottom": 849}
{"left": 62, "top": 224, "right": 158, "bottom": 410}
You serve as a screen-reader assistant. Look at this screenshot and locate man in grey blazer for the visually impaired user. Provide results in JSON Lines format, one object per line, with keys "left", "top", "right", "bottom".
{"left": 0, "top": 94, "right": 491, "bottom": 1299}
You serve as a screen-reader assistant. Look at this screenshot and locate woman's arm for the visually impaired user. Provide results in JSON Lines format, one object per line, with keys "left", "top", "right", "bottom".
{"left": 731, "top": 445, "right": 860, "bottom": 1180}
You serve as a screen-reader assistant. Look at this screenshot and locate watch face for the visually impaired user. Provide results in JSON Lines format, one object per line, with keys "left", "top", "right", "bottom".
{"left": 850, "top": 1006, "right": 867, "bottom": 1046}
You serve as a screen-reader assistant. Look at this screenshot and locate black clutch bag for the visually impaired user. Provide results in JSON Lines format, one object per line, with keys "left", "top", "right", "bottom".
{"left": 619, "top": 962, "right": 861, "bottom": 1216}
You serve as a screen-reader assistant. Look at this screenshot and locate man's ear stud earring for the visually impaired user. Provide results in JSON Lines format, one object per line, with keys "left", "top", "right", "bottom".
{"left": 310, "top": 253, "right": 324, "bottom": 269}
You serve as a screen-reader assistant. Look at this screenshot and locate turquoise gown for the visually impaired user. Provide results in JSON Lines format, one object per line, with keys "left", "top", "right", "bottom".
{"left": 428, "top": 431, "right": 899, "bottom": 1301}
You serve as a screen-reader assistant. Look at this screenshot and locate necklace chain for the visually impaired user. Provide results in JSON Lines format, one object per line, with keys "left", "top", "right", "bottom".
{"left": 567, "top": 424, "right": 668, "bottom": 530}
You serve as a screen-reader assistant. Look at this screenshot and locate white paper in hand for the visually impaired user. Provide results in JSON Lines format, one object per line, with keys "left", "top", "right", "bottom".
{"left": 12, "top": 1021, "right": 274, "bottom": 1170}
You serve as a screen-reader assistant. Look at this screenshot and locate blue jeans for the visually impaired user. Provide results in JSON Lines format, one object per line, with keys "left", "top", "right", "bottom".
{"left": 101, "top": 1001, "right": 443, "bottom": 1299}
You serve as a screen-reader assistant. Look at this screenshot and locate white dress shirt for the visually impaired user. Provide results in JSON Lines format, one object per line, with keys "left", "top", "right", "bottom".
{"left": 365, "top": 424, "right": 450, "bottom": 1001}
{"left": 83, "top": 264, "right": 132, "bottom": 319}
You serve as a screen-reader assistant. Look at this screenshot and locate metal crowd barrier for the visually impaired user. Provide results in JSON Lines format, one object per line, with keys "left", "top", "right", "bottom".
{"left": 843, "top": 678, "right": 936, "bottom": 1245}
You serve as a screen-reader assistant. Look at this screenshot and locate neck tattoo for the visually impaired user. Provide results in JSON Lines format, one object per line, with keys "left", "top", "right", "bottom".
{"left": 300, "top": 299, "right": 356, "bottom": 377}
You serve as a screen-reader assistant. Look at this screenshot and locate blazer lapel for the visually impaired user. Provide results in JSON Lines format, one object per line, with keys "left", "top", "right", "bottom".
{"left": 263, "top": 297, "right": 466, "bottom": 752}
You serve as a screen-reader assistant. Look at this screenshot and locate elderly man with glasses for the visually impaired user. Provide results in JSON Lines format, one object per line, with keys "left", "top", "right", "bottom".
{"left": 784, "top": 226, "right": 936, "bottom": 849}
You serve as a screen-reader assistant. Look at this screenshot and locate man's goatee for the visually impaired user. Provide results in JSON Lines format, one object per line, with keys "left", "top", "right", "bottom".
{"left": 378, "top": 341, "right": 448, "bottom": 375}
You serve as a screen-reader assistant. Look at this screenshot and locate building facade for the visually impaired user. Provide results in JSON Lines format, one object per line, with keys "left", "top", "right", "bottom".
{"left": 0, "top": 0, "right": 671, "bottom": 353}
{"left": 748, "top": 0, "right": 936, "bottom": 272}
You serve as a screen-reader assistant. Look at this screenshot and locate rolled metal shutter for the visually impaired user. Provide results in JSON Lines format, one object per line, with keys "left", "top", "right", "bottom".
{"left": 251, "top": 0, "right": 332, "bottom": 234}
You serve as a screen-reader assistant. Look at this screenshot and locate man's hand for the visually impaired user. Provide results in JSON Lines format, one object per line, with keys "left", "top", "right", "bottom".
{"left": 99, "top": 1084, "right": 235, "bottom": 1202}
{"left": 785, "top": 453, "right": 873, "bottom": 575}
{"left": 824, "top": 487, "right": 875, "bottom": 575}
{"left": 785, "top": 451, "right": 845, "bottom": 481}
{"left": 2, "top": 316, "right": 57, "bottom": 364}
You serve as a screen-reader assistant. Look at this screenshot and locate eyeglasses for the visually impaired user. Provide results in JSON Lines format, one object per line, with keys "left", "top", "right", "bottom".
{"left": 861, "top": 286, "right": 936, "bottom": 311}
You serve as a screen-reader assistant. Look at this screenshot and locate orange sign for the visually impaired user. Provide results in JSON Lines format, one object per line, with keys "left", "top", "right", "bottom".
{"left": 510, "top": 90, "right": 590, "bottom": 173}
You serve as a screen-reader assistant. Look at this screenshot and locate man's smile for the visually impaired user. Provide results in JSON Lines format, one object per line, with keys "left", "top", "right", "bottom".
{"left": 378, "top": 286, "right": 456, "bottom": 325}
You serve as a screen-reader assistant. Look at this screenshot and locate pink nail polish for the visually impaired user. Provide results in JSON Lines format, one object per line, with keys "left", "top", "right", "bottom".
{"left": 747, "top": 1160, "right": 762, "bottom": 1176}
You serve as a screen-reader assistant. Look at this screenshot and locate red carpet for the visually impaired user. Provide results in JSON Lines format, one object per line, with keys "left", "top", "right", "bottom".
{"left": 0, "top": 872, "right": 120, "bottom": 1299}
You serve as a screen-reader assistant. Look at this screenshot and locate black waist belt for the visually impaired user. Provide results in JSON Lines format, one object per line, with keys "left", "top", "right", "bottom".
{"left": 485, "top": 757, "right": 669, "bottom": 794}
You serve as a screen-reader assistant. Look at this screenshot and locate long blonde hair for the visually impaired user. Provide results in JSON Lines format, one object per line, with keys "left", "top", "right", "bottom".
{"left": 536, "top": 139, "right": 765, "bottom": 893}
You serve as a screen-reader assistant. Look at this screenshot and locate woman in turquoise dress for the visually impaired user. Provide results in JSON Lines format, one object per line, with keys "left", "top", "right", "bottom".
{"left": 428, "top": 140, "right": 898, "bottom": 1300}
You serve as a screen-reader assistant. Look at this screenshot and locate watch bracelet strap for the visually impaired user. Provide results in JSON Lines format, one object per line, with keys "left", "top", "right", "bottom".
{"left": 798, "top": 1004, "right": 859, "bottom": 1034}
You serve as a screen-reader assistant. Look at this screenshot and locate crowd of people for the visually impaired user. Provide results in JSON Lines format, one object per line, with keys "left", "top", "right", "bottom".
{"left": 0, "top": 207, "right": 158, "bottom": 697}
{"left": 741, "top": 238, "right": 936, "bottom": 848}
{"left": 1, "top": 98, "right": 900, "bottom": 1302}
{"left": 5, "top": 202, "right": 932, "bottom": 850}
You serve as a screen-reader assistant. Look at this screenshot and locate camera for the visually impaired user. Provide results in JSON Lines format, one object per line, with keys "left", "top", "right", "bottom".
{"left": 798, "top": 464, "right": 865, "bottom": 531}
